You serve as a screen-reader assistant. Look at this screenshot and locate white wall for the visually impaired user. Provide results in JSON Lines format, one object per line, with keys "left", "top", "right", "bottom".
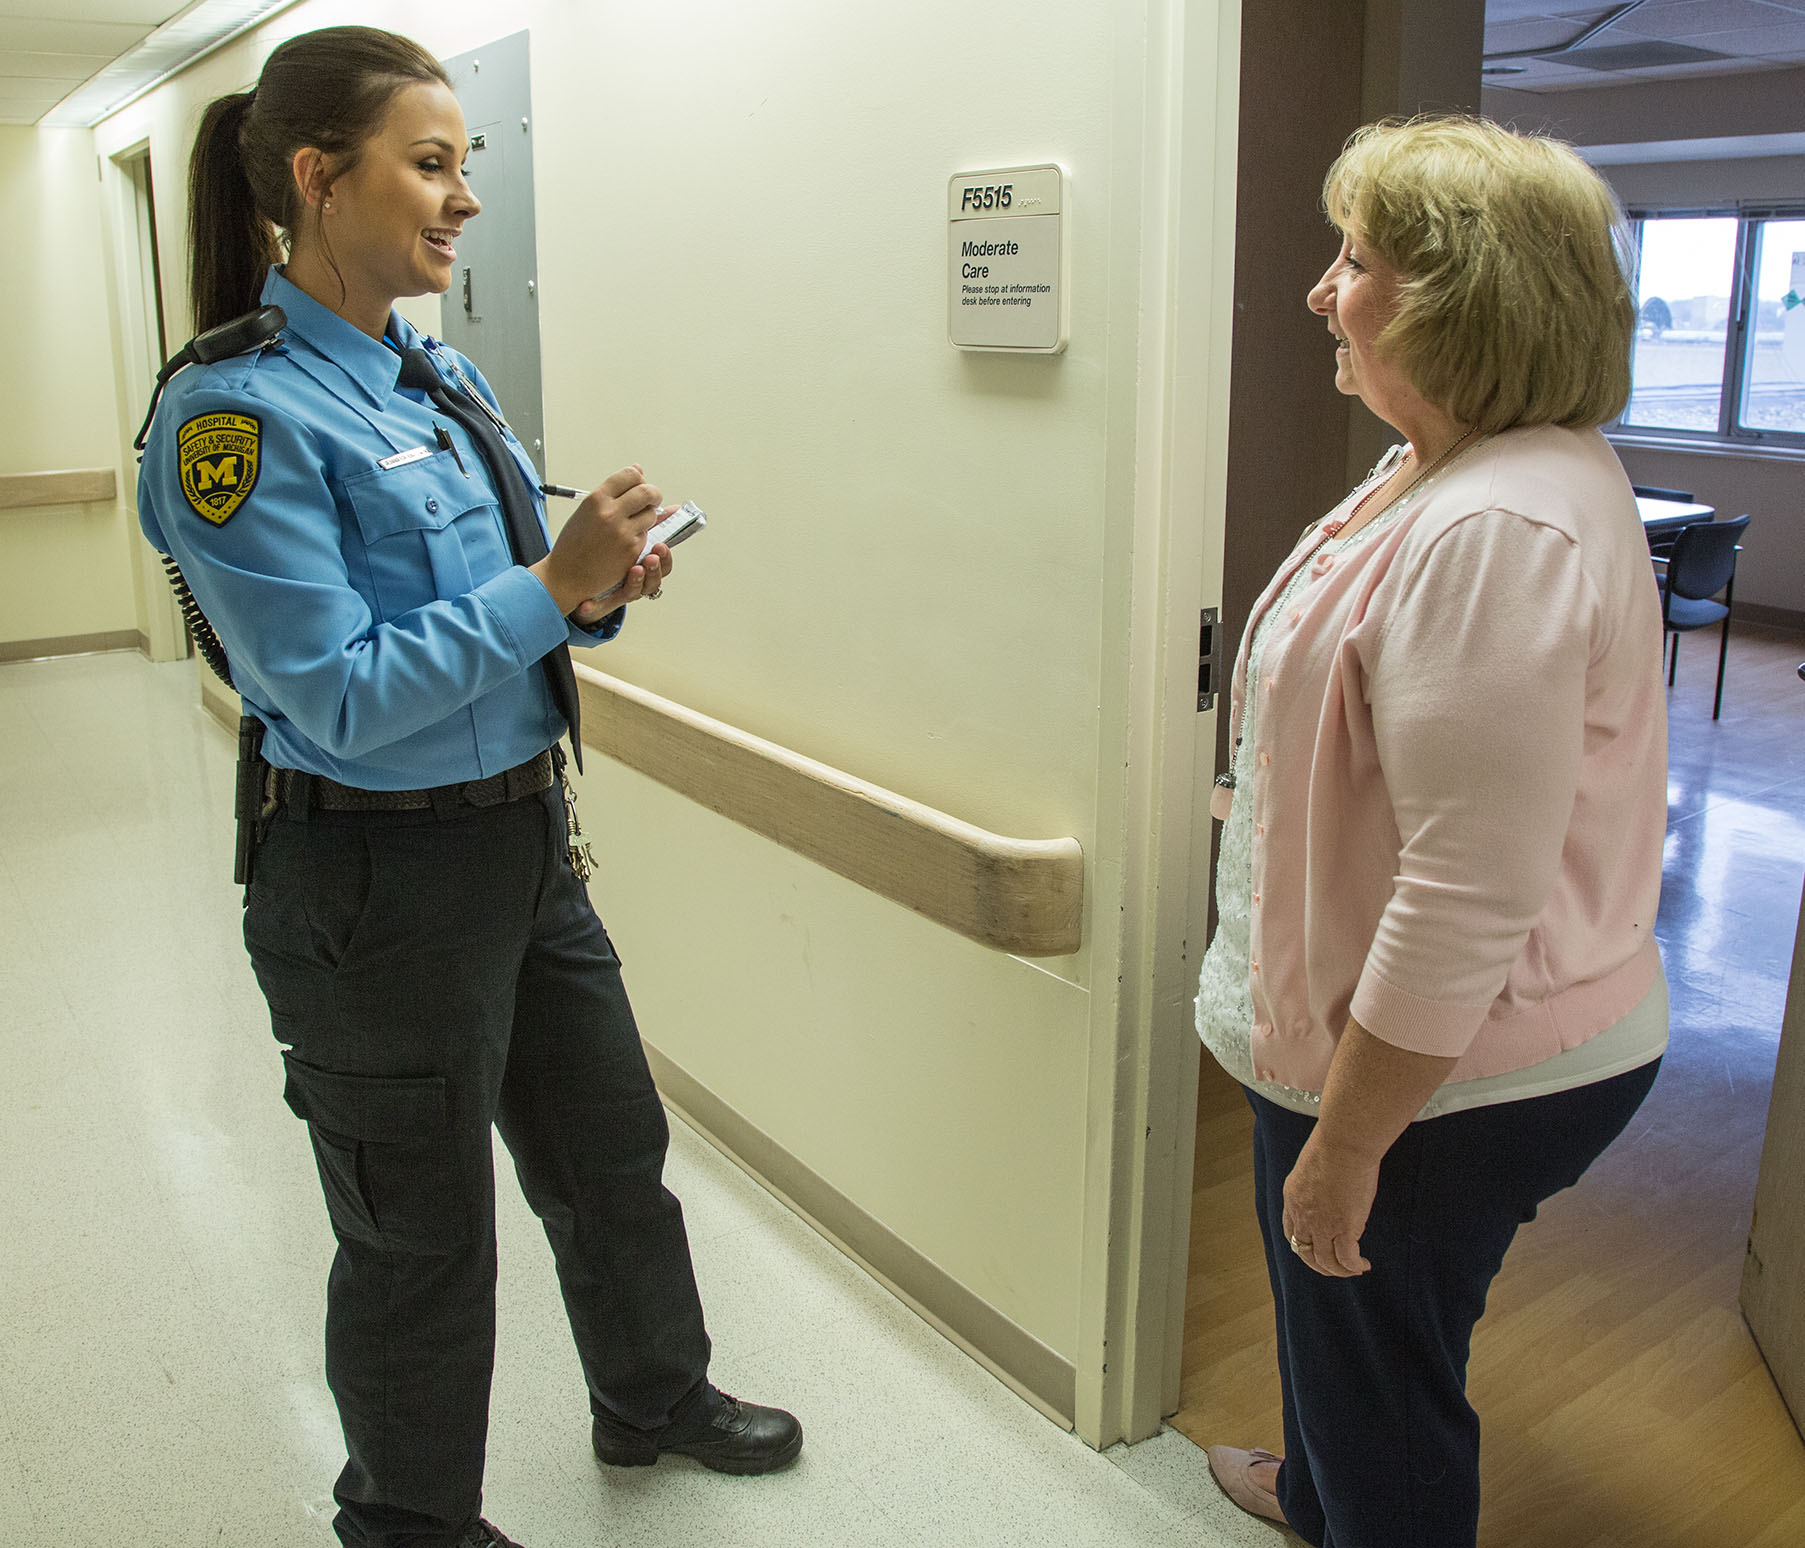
{"left": 0, "top": 127, "right": 138, "bottom": 651}
{"left": 1601, "top": 154, "right": 1805, "bottom": 210}
{"left": 92, "top": 0, "right": 1237, "bottom": 1441}
{"left": 1484, "top": 67, "right": 1805, "bottom": 150}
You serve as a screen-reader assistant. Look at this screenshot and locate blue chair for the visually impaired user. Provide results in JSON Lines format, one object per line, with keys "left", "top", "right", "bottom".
{"left": 1658, "top": 514, "right": 1749, "bottom": 721}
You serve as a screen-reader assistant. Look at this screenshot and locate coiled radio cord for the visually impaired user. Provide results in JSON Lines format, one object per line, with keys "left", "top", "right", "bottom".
{"left": 159, "top": 552, "right": 235, "bottom": 689}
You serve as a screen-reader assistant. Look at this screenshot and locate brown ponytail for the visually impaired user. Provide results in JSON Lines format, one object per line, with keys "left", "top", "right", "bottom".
{"left": 186, "top": 26, "right": 450, "bottom": 333}
{"left": 188, "top": 91, "right": 279, "bottom": 333}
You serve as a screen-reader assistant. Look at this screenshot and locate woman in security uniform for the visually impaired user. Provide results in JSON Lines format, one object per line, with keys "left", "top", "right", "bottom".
{"left": 138, "top": 28, "right": 799, "bottom": 1548}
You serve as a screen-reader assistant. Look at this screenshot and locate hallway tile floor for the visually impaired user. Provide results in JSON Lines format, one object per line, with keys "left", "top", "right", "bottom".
{"left": 0, "top": 652, "right": 1278, "bottom": 1548}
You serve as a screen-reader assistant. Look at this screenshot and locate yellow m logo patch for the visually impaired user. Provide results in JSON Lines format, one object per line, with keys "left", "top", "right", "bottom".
{"left": 178, "top": 413, "right": 262, "bottom": 525}
{"left": 192, "top": 455, "right": 239, "bottom": 490}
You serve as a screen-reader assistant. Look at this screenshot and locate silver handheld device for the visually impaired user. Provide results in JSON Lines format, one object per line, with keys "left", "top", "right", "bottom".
{"left": 642, "top": 500, "right": 707, "bottom": 553}
{"left": 590, "top": 500, "right": 707, "bottom": 602}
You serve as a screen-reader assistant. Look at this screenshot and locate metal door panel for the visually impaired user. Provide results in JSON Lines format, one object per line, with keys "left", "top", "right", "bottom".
{"left": 440, "top": 32, "right": 546, "bottom": 476}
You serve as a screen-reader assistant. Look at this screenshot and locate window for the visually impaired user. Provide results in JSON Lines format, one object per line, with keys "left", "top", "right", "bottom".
{"left": 1619, "top": 210, "right": 1805, "bottom": 449}
{"left": 1740, "top": 217, "right": 1805, "bottom": 437}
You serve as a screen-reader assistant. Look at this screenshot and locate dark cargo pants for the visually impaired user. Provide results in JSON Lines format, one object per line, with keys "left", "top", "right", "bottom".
{"left": 244, "top": 781, "right": 710, "bottom": 1547}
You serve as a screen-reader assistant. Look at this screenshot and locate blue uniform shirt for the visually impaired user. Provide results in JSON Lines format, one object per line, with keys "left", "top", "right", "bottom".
{"left": 138, "top": 267, "right": 619, "bottom": 789}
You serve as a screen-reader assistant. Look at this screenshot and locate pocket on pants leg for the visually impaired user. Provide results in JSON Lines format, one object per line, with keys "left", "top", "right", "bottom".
{"left": 281, "top": 1052, "right": 469, "bottom": 1253}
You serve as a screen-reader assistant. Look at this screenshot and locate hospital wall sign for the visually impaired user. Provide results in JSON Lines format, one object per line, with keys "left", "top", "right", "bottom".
{"left": 948, "top": 164, "right": 1066, "bottom": 353}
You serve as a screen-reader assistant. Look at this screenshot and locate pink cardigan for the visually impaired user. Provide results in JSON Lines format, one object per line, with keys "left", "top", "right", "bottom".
{"left": 1227, "top": 424, "right": 1667, "bottom": 1089}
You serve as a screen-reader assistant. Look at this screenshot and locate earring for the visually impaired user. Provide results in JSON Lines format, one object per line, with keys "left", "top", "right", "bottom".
{"left": 323, "top": 200, "right": 332, "bottom": 213}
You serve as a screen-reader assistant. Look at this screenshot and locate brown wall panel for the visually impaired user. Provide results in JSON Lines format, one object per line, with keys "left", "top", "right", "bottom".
{"left": 1215, "top": 0, "right": 1368, "bottom": 804}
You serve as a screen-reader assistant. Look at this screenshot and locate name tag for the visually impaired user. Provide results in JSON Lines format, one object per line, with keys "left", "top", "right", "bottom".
{"left": 378, "top": 444, "right": 434, "bottom": 470}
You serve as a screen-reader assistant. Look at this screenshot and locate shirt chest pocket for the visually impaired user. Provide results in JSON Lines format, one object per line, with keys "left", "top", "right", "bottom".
{"left": 342, "top": 453, "right": 511, "bottom": 617}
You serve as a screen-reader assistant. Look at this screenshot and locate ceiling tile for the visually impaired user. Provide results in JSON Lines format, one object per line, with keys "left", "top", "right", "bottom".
{"left": 0, "top": 18, "right": 151, "bottom": 54}
{"left": 1487, "top": 56, "right": 1612, "bottom": 87}
{"left": 1687, "top": 18, "right": 1805, "bottom": 48}
{"left": 1521, "top": 52, "right": 1785, "bottom": 85}
{"left": 1487, "top": 1, "right": 1616, "bottom": 21}
{"left": 1606, "top": 53, "right": 1786, "bottom": 72}
{"left": 1486, "top": 0, "right": 1805, "bottom": 83}
{"left": 0, "top": 50, "right": 116, "bottom": 79}
{"left": 1487, "top": 15, "right": 1607, "bottom": 50}
{"left": 0, "top": 2, "right": 174, "bottom": 22}
{"left": 1612, "top": 0, "right": 1805, "bottom": 39}
{"left": 0, "top": 76, "right": 76, "bottom": 109}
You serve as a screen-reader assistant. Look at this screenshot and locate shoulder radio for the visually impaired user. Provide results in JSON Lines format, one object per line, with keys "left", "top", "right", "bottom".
{"left": 137, "top": 305, "right": 288, "bottom": 887}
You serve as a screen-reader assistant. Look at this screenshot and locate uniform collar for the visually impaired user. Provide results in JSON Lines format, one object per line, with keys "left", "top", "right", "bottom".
{"left": 260, "top": 268, "right": 421, "bottom": 409}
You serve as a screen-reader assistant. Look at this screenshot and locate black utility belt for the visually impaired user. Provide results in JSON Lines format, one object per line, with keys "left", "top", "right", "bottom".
{"left": 272, "top": 749, "right": 557, "bottom": 814}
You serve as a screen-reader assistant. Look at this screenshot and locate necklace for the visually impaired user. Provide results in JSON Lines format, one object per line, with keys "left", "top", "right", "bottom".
{"left": 1329, "top": 423, "right": 1480, "bottom": 537}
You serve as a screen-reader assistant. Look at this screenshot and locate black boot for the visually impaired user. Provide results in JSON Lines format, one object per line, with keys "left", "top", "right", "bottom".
{"left": 592, "top": 1387, "right": 803, "bottom": 1475}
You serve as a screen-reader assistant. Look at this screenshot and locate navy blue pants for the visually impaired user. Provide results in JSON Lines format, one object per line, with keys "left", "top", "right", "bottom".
{"left": 1249, "top": 1058, "right": 1660, "bottom": 1548}
{"left": 244, "top": 781, "right": 711, "bottom": 1548}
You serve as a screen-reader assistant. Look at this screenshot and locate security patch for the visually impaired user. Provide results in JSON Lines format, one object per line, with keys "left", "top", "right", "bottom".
{"left": 177, "top": 412, "right": 261, "bottom": 525}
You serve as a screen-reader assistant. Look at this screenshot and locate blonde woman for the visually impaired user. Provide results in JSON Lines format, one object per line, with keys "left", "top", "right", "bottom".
{"left": 1198, "top": 117, "right": 1666, "bottom": 1547}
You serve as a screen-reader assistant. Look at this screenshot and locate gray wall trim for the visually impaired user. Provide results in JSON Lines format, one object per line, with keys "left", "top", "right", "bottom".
{"left": 0, "top": 630, "right": 141, "bottom": 663}
{"left": 643, "top": 1043, "right": 1080, "bottom": 1429}
{"left": 1735, "top": 604, "right": 1805, "bottom": 633}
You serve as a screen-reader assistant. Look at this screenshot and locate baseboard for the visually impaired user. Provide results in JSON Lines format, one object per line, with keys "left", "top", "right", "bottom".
{"left": 201, "top": 685, "right": 238, "bottom": 734}
{"left": 642, "top": 1043, "right": 1080, "bottom": 1429}
{"left": 0, "top": 630, "right": 141, "bottom": 664}
{"left": 1736, "top": 603, "right": 1805, "bottom": 633}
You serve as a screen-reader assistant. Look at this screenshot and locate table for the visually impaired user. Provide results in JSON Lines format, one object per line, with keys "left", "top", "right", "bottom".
{"left": 1639, "top": 496, "right": 1715, "bottom": 546}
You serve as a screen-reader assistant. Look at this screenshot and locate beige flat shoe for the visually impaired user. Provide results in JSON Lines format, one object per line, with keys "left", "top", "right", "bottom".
{"left": 1205, "top": 1444, "right": 1288, "bottom": 1525}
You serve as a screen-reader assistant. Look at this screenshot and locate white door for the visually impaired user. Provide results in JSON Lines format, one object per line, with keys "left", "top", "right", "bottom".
{"left": 1742, "top": 878, "right": 1805, "bottom": 1437}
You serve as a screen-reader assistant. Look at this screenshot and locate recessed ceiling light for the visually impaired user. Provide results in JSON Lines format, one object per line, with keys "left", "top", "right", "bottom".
{"left": 1553, "top": 41, "right": 1734, "bottom": 73}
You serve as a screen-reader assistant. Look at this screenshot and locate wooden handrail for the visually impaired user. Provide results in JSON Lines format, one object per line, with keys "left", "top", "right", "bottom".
{"left": 0, "top": 468, "right": 117, "bottom": 511}
{"left": 574, "top": 664, "right": 1084, "bottom": 957}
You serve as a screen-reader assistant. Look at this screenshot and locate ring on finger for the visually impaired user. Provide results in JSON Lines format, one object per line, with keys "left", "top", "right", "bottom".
{"left": 1288, "top": 1234, "right": 1310, "bottom": 1255}
{"left": 646, "top": 588, "right": 663, "bottom": 600}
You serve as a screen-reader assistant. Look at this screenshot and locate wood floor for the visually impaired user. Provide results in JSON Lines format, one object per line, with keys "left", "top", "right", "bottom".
{"left": 1169, "top": 621, "right": 1805, "bottom": 1548}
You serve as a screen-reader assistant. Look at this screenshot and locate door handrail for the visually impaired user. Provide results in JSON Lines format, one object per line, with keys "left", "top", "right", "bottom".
{"left": 573, "top": 664, "right": 1084, "bottom": 957}
{"left": 0, "top": 468, "right": 117, "bottom": 511}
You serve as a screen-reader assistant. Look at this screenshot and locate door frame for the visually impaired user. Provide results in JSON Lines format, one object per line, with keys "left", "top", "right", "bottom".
{"left": 1073, "top": 0, "right": 1241, "bottom": 1448}
{"left": 99, "top": 140, "right": 188, "bottom": 662}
